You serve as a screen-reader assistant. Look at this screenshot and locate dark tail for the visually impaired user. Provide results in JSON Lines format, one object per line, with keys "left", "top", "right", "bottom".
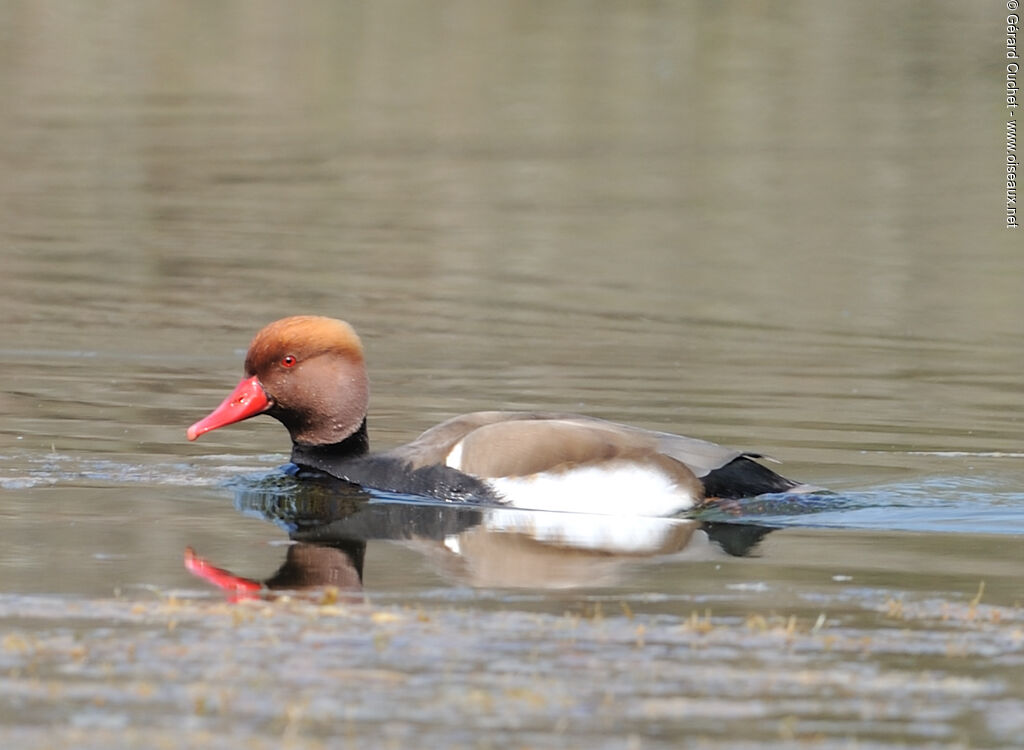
{"left": 701, "top": 455, "right": 817, "bottom": 499}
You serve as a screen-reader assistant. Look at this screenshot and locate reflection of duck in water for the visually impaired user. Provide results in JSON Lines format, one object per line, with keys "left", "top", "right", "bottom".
{"left": 185, "top": 484, "right": 775, "bottom": 597}
{"left": 185, "top": 543, "right": 365, "bottom": 602}
{"left": 187, "top": 316, "right": 817, "bottom": 516}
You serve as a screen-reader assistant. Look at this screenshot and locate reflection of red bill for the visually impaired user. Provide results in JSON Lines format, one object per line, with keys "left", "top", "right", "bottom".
{"left": 184, "top": 547, "right": 263, "bottom": 601}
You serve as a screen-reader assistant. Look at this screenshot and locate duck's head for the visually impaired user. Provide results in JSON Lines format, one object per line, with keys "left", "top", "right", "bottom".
{"left": 187, "top": 316, "right": 369, "bottom": 446}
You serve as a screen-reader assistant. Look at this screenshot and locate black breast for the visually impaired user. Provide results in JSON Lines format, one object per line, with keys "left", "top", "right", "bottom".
{"left": 334, "top": 454, "right": 502, "bottom": 504}
{"left": 289, "top": 433, "right": 500, "bottom": 504}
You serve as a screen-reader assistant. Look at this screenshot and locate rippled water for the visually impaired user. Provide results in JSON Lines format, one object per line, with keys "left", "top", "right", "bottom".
{"left": 1, "top": 2, "right": 1021, "bottom": 748}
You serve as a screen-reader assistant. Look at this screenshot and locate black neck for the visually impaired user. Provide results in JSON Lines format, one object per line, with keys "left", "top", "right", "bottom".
{"left": 286, "top": 417, "right": 500, "bottom": 503}
{"left": 290, "top": 418, "right": 369, "bottom": 473}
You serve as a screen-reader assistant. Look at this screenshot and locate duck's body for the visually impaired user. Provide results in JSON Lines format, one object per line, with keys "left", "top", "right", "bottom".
{"left": 188, "top": 316, "right": 814, "bottom": 515}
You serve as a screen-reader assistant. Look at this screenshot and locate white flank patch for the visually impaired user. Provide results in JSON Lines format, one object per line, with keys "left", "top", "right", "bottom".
{"left": 486, "top": 463, "right": 697, "bottom": 517}
{"left": 445, "top": 440, "right": 464, "bottom": 469}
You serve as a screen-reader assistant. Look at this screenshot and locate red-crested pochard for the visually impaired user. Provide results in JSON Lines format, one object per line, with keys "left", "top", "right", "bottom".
{"left": 187, "top": 316, "right": 816, "bottom": 515}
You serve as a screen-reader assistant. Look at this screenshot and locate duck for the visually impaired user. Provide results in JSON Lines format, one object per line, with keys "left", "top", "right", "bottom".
{"left": 187, "top": 316, "right": 816, "bottom": 516}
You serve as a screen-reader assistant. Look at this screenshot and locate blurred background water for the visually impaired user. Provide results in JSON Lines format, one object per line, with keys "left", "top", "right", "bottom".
{"left": 0, "top": 2, "right": 1021, "bottom": 748}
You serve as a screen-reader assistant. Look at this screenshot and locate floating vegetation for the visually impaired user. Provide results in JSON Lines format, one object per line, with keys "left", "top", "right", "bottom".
{"left": 0, "top": 582, "right": 1021, "bottom": 749}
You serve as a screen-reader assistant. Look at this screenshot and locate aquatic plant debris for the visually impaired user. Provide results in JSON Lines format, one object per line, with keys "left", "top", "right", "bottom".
{"left": 0, "top": 588, "right": 1021, "bottom": 749}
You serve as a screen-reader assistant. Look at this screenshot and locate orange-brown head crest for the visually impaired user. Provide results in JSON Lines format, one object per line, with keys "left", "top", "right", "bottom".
{"left": 244, "top": 316, "right": 364, "bottom": 375}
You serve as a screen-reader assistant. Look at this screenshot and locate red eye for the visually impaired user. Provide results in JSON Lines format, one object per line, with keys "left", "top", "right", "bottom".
{"left": 281, "top": 355, "right": 297, "bottom": 368}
